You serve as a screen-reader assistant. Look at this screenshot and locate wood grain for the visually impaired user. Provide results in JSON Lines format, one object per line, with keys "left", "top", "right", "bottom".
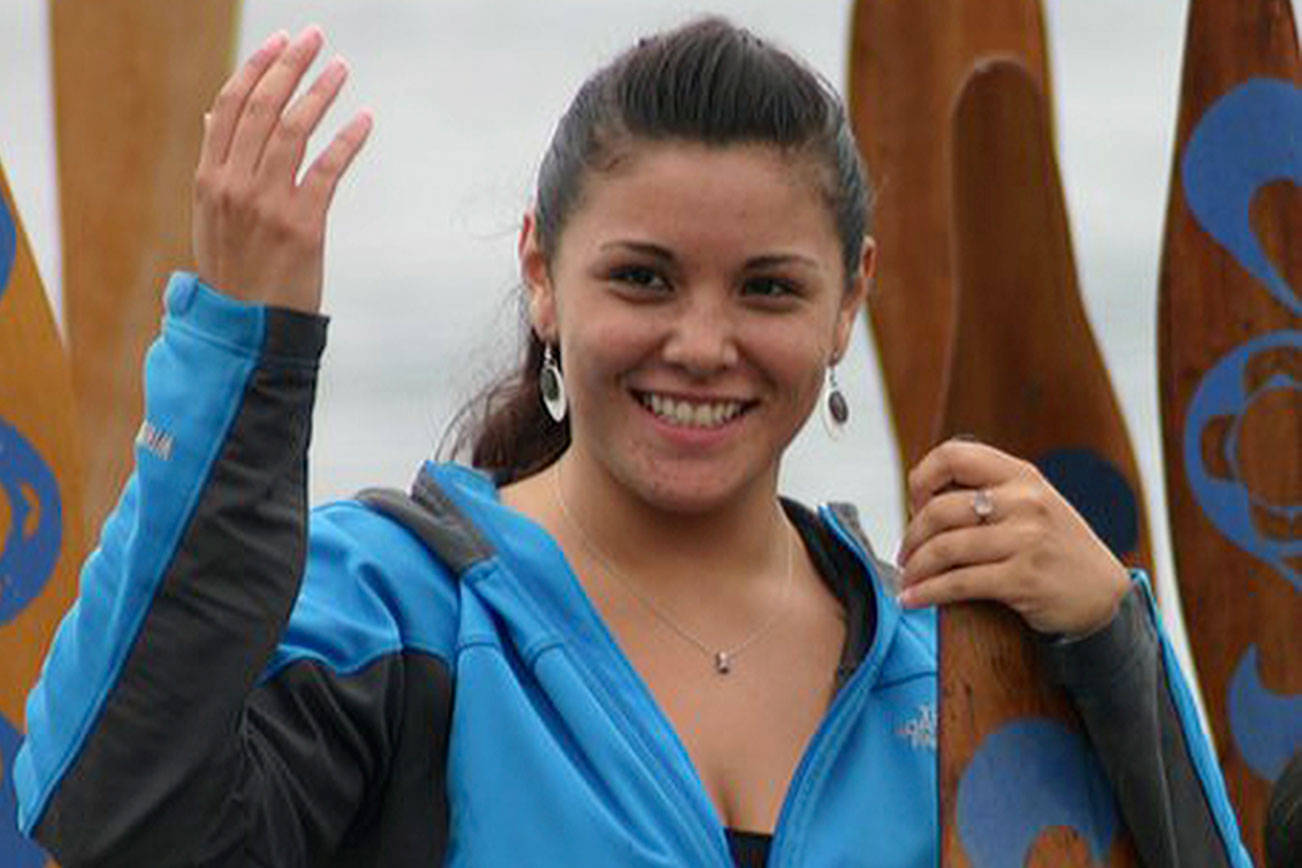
{"left": 846, "top": 0, "right": 1049, "bottom": 472}
{"left": 1157, "top": 0, "right": 1300, "bottom": 860}
{"left": 50, "top": 0, "right": 240, "bottom": 538}
{"left": 938, "top": 59, "right": 1146, "bottom": 867}
{"left": 0, "top": 157, "right": 83, "bottom": 868}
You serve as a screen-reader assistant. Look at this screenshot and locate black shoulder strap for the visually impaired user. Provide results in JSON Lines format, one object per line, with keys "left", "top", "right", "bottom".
{"left": 354, "top": 471, "right": 496, "bottom": 575}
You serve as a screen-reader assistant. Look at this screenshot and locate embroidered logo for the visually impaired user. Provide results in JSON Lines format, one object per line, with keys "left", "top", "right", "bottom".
{"left": 136, "top": 420, "right": 174, "bottom": 461}
{"left": 897, "top": 702, "right": 936, "bottom": 750}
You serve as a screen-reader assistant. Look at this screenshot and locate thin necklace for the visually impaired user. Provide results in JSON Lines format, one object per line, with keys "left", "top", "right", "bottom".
{"left": 550, "top": 464, "right": 795, "bottom": 675}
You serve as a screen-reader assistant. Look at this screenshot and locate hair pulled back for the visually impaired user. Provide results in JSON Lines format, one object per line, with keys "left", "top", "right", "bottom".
{"left": 450, "top": 16, "right": 872, "bottom": 483}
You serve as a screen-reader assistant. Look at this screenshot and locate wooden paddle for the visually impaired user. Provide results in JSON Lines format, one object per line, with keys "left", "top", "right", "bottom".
{"left": 0, "top": 159, "right": 83, "bottom": 868}
{"left": 937, "top": 59, "right": 1150, "bottom": 867}
{"left": 50, "top": 0, "right": 241, "bottom": 539}
{"left": 1156, "top": 0, "right": 1300, "bottom": 861}
{"left": 846, "top": 0, "right": 1050, "bottom": 472}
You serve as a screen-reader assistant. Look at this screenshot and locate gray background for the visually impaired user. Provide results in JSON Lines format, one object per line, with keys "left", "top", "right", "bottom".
{"left": 7, "top": 1, "right": 1290, "bottom": 712}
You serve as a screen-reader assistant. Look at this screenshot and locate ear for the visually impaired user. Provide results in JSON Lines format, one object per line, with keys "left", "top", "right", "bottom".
{"left": 831, "top": 236, "right": 876, "bottom": 363}
{"left": 519, "top": 210, "right": 558, "bottom": 342}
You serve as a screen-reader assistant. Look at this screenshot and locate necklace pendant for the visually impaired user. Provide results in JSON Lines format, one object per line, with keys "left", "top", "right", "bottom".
{"left": 714, "top": 652, "right": 731, "bottom": 674}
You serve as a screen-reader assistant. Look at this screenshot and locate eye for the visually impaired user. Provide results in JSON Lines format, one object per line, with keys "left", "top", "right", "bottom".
{"left": 742, "top": 276, "right": 799, "bottom": 299}
{"left": 609, "top": 265, "right": 669, "bottom": 292}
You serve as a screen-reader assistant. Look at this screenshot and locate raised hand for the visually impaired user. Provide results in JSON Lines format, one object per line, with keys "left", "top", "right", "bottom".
{"left": 192, "top": 26, "right": 372, "bottom": 314}
{"left": 895, "top": 438, "right": 1131, "bottom": 636}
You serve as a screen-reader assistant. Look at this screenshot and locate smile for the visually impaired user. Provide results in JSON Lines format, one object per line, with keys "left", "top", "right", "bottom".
{"left": 634, "top": 391, "right": 752, "bottom": 428}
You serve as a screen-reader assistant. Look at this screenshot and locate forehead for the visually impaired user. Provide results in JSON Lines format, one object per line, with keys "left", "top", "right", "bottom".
{"left": 559, "top": 141, "right": 840, "bottom": 258}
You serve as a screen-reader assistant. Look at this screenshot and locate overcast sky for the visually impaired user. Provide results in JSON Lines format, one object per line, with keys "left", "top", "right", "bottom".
{"left": 7, "top": 1, "right": 1292, "bottom": 660}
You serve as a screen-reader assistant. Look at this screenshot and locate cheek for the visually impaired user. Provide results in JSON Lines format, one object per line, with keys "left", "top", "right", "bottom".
{"left": 753, "top": 324, "right": 832, "bottom": 397}
{"left": 560, "top": 314, "right": 657, "bottom": 395}
{"left": 791, "top": 354, "right": 829, "bottom": 422}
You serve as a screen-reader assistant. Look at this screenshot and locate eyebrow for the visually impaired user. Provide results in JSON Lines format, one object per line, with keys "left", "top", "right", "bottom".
{"left": 744, "top": 253, "right": 822, "bottom": 271}
{"left": 598, "top": 241, "right": 822, "bottom": 271}
{"left": 600, "top": 240, "right": 675, "bottom": 261}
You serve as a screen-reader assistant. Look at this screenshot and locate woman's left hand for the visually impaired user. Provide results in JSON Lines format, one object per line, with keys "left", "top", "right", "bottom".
{"left": 894, "top": 438, "right": 1131, "bottom": 637}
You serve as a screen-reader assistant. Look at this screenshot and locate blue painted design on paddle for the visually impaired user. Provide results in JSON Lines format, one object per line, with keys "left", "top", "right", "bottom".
{"left": 0, "top": 419, "right": 62, "bottom": 624}
{"left": 1181, "top": 78, "right": 1302, "bottom": 317}
{"left": 1228, "top": 645, "right": 1302, "bottom": 782}
{"left": 1036, "top": 449, "right": 1140, "bottom": 558}
{"left": 1184, "top": 333, "right": 1299, "bottom": 783}
{"left": 0, "top": 715, "right": 48, "bottom": 868}
{"left": 0, "top": 190, "right": 16, "bottom": 303}
{"left": 957, "top": 718, "right": 1119, "bottom": 866}
{"left": 1183, "top": 332, "right": 1300, "bottom": 591}
{"left": 1181, "top": 78, "right": 1301, "bottom": 790}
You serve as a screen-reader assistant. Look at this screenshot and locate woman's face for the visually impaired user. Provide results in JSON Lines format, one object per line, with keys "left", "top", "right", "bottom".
{"left": 522, "top": 142, "right": 873, "bottom": 514}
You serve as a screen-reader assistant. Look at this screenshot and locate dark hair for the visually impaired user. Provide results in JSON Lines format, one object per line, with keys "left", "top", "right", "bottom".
{"left": 446, "top": 16, "right": 872, "bottom": 482}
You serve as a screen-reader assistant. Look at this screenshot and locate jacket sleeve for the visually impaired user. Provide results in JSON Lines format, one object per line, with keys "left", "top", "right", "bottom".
{"left": 11, "top": 273, "right": 442, "bottom": 867}
{"left": 1046, "top": 572, "right": 1253, "bottom": 868}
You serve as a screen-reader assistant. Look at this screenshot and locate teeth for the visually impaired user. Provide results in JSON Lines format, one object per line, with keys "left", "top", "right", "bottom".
{"left": 640, "top": 393, "right": 744, "bottom": 428}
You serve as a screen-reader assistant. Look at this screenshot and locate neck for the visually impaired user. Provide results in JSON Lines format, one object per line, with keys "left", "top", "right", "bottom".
{"left": 549, "top": 447, "right": 790, "bottom": 597}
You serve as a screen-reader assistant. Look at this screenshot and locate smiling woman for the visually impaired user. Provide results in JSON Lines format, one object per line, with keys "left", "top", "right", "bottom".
{"left": 12, "top": 15, "right": 1250, "bottom": 868}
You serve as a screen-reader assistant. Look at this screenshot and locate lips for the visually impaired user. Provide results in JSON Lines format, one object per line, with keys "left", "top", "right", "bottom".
{"left": 632, "top": 390, "right": 754, "bottom": 428}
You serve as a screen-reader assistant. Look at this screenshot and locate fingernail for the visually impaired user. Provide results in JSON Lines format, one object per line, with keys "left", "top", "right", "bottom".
{"left": 951, "top": 432, "right": 980, "bottom": 443}
{"left": 325, "top": 56, "right": 348, "bottom": 80}
{"left": 261, "top": 31, "right": 289, "bottom": 53}
{"left": 352, "top": 108, "right": 376, "bottom": 136}
{"left": 896, "top": 588, "right": 915, "bottom": 608}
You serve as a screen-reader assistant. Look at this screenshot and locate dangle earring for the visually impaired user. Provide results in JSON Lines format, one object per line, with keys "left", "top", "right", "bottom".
{"left": 539, "top": 343, "right": 568, "bottom": 423}
{"left": 820, "top": 364, "right": 849, "bottom": 439}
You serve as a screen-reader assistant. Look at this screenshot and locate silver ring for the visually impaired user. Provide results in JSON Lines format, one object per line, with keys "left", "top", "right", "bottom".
{"left": 972, "top": 488, "right": 995, "bottom": 524}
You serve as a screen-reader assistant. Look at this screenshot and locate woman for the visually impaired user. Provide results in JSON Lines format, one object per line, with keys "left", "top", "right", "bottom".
{"left": 15, "top": 18, "right": 1247, "bottom": 867}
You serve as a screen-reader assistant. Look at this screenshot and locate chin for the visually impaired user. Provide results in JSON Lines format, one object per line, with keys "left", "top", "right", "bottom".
{"left": 640, "top": 483, "right": 733, "bottom": 515}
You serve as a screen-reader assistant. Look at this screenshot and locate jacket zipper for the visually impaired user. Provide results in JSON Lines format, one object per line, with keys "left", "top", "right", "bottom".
{"left": 766, "top": 504, "right": 892, "bottom": 866}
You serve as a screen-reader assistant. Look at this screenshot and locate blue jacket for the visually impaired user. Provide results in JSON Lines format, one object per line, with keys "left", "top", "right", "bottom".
{"left": 14, "top": 273, "right": 1249, "bottom": 866}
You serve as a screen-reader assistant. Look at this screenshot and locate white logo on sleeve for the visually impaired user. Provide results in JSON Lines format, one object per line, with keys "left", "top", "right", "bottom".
{"left": 136, "top": 421, "right": 175, "bottom": 461}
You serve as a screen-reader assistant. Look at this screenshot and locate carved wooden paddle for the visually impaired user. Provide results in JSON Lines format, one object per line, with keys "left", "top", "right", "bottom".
{"left": 0, "top": 158, "right": 84, "bottom": 868}
{"left": 1157, "top": 0, "right": 1301, "bottom": 860}
{"left": 846, "top": 0, "right": 1050, "bottom": 471}
{"left": 50, "top": 0, "right": 240, "bottom": 538}
{"left": 937, "top": 59, "right": 1150, "bottom": 867}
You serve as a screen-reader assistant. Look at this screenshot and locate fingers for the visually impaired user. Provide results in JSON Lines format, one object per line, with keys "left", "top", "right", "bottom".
{"left": 894, "top": 456, "right": 1134, "bottom": 635}
{"left": 256, "top": 55, "right": 351, "bottom": 185}
{"left": 190, "top": 25, "right": 371, "bottom": 314}
{"left": 199, "top": 31, "right": 290, "bottom": 174}
{"left": 898, "top": 522, "right": 1020, "bottom": 589}
{"left": 906, "top": 438, "right": 1031, "bottom": 516}
{"left": 896, "top": 486, "right": 996, "bottom": 567}
{"left": 299, "top": 109, "right": 374, "bottom": 213}
{"left": 897, "top": 562, "right": 1008, "bottom": 611}
{"left": 226, "top": 26, "right": 326, "bottom": 175}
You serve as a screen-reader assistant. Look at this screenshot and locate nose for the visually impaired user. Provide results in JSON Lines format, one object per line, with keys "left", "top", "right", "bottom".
{"left": 660, "top": 291, "right": 740, "bottom": 376}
